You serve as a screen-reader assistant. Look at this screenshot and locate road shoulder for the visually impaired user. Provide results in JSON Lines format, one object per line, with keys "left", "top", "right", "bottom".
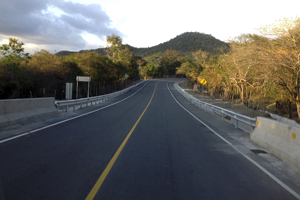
{"left": 169, "top": 81, "right": 300, "bottom": 196}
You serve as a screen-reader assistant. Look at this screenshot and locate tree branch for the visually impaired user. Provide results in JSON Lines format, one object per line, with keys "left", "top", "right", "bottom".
{"left": 278, "top": 76, "right": 297, "bottom": 102}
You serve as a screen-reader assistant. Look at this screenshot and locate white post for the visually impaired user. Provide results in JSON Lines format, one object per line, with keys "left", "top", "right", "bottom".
{"left": 202, "top": 84, "right": 204, "bottom": 100}
{"left": 88, "top": 81, "right": 90, "bottom": 98}
{"left": 76, "top": 80, "right": 78, "bottom": 99}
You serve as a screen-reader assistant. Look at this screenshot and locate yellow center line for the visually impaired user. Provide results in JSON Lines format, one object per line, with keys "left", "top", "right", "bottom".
{"left": 85, "top": 82, "right": 158, "bottom": 200}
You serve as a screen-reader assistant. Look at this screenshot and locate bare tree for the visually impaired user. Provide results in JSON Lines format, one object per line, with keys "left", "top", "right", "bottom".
{"left": 260, "top": 17, "right": 300, "bottom": 118}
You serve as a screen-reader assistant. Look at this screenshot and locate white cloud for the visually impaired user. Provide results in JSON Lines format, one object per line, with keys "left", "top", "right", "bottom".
{"left": 0, "top": 0, "right": 121, "bottom": 54}
{"left": 99, "top": 0, "right": 300, "bottom": 46}
{"left": 1, "top": 0, "right": 300, "bottom": 54}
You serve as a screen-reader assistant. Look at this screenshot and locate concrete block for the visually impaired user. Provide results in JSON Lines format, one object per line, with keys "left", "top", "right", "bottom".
{"left": 269, "top": 113, "right": 300, "bottom": 128}
{"left": 251, "top": 117, "right": 300, "bottom": 170}
{"left": 0, "top": 98, "right": 57, "bottom": 129}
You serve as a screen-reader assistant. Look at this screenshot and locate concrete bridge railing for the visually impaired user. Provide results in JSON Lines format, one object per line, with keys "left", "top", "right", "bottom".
{"left": 0, "top": 98, "right": 57, "bottom": 130}
{"left": 0, "top": 81, "right": 145, "bottom": 130}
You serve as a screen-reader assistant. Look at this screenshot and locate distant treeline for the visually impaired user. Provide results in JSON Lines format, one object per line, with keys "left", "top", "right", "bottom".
{"left": 0, "top": 36, "right": 140, "bottom": 99}
{"left": 1, "top": 32, "right": 227, "bottom": 100}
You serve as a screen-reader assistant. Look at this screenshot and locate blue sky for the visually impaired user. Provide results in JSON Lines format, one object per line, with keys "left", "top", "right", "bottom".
{"left": 0, "top": 0, "right": 299, "bottom": 54}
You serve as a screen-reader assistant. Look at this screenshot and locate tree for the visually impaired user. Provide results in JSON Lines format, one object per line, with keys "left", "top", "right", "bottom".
{"left": 0, "top": 37, "right": 29, "bottom": 81}
{"left": 25, "top": 50, "right": 62, "bottom": 97}
{"left": 177, "top": 61, "right": 195, "bottom": 76}
{"left": 191, "top": 49, "right": 209, "bottom": 75}
{"left": 105, "top": 35, "right": 138, "bottom": 80}
{"left": 260, "top": 17, "right": 300, "bottom": 118}
{"left": 160, "top": 50, "right": 181, "bottom": 76}
{"left": 106, "top": 34, "right": 123, "bottom": 63}
{"left": 222, "top": 34, "right": 273, "bottom": 104}
{"left": 136, "top": 57, "right": 146, "bottom": 68}
{"left": 0, "top": 38, "right": 27, "bottom": 57}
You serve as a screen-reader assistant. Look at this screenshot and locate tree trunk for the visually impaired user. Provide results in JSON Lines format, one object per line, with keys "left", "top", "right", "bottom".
{"left": 252, "top": 91, "right": 255, "bottom": 110}
{"left": 231, "top": 86, "right": 234, "bottom": 102}
{"left": 296, "top": 72, "right": 300, "bottom": 120}
{"left": 246, "top": 86, "right": 248, "bottom": 107}
{"left": 263, "top": 92, "right": 266, "bottom": 112}
{"left": 288, "top": 101, "right": 292, "bottom": 119}
{"left": 296, "top": 102, "right": 300, "bottom": 120}
{"left": 250, "top": 90, "right": 252, "bottom": 108}
{"left": 241, "top": 85, "right": 244, "bottom": 104}
{"left": 193, "top": 83, "right": 198, "bottom": 91}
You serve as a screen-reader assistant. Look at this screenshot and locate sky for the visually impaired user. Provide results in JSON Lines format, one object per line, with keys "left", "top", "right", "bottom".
{"left": 0, "top": 0, "right": 299, "bottom": 55}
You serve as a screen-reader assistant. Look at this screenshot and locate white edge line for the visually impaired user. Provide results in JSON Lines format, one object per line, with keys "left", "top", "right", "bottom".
{"left": 167, "top": 82, "right": 300, "bottom": 200}
{"left": 0, "top": 82, "right": 149, "bottom": 144}
{"left": 166, "top": 83, "right": 231, "bottom": 145}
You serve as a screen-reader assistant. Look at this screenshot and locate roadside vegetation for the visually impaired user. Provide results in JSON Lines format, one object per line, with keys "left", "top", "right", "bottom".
{"left": 0, "top": 36, "right": 139, "bottom": 99}
{"left": 1, "top": 17, "right": 300, "bottom": 120}
{"left": 175, "top": 17, "right": 300, "bottom": 121}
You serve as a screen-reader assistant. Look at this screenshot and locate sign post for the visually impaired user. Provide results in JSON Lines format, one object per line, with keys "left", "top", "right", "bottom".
{"left": 66, "top": 83, "right": 73, "bottom": 100}
{"left": 124, "top": 74, "right": 129, "bottom": 86}
{"left": 76, "top": 76, "right": 91, "bottom": 99}
{"left": 200, "top": 78, "right": 207, "bottom": 100}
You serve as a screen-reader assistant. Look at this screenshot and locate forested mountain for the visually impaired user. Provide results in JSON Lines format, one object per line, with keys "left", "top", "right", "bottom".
{"left": 132, "top": 32, "right": 229, "bottom": 57}
{"left": 57, "top": 32, "right": 229, "bottom": 57}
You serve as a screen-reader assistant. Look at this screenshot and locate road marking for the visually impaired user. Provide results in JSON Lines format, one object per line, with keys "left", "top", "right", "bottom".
{"left": 85, "top": 82, "right": 158, "bottom": 200}
{"left": 0, "top": 82, "right": 149, "bottom": 144}
{"left": 167, "top": 82, "right": 300, "bottom": 200}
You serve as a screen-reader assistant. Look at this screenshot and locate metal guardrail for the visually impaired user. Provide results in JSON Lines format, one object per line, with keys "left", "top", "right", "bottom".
{"left": 55, "top": 81, "right": 144, "bottom": 112}
{"left": 174, "top": 83, "right": 256, "bottom": 132}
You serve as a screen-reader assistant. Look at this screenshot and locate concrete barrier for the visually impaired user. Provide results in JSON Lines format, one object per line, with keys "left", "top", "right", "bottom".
{"left": 250, "top": 117, "right": 300, "bottom": 170}
{"left": 0, "top": 98, "right": 57, "bottom": 129}
{"left": 269, "top": 113, "right": 300, "bottom": 128}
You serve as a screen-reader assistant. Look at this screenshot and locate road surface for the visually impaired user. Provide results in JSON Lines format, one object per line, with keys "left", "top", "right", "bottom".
{"left": 0, "top": 80, "right": 300, "bottom": 200}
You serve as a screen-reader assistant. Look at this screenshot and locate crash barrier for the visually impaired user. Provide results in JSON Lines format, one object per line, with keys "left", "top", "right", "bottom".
{"left": 55, "top": 81, "right": 144, "bottom": 112}
{"left": 269, "top": 113, "right": 300, "bottom": 128}
{"left": 251, "top": 117, "right": 300, "bottom": 170}
{"left": 0, "top": 98, "right": 57, "bottom": 129}
{"left": 175, "top": 82, "right": 300, "bottom": 170}
{"left": 174, "top": 82, "right": 256, "bottom": 132}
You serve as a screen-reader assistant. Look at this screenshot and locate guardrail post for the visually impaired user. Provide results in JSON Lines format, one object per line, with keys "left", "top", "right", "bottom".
{"left": 234, "top": 115, "right": 238, "bottom": 128}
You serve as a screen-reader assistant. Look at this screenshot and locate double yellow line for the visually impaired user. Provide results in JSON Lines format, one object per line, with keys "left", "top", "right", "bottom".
{"left": 86, "top": 83, "right": 158, "bottom": 200}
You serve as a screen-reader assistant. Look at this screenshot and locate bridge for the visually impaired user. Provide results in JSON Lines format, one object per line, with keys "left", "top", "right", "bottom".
{"left": 0, "top": 79, "right": 300, "bottom": 199}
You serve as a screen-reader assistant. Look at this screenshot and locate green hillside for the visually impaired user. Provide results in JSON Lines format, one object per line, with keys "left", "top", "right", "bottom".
{"left": 57, "top": 32, "right": 229, "bottom": 57}
{"left": 132, "top": 32, "right": 229, "bottom": 57}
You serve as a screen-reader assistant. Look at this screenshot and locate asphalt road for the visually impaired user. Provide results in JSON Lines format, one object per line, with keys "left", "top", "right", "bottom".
{"left": 0, "top": 79, "right": 299, "bottom": 200}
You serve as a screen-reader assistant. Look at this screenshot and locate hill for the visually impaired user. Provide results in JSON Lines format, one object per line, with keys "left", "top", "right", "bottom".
{"left": 132, "top": 32, "right": 229, "bottom": 57}
{"left": 56, "top": 32, "right": 229, "bottom": 57}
